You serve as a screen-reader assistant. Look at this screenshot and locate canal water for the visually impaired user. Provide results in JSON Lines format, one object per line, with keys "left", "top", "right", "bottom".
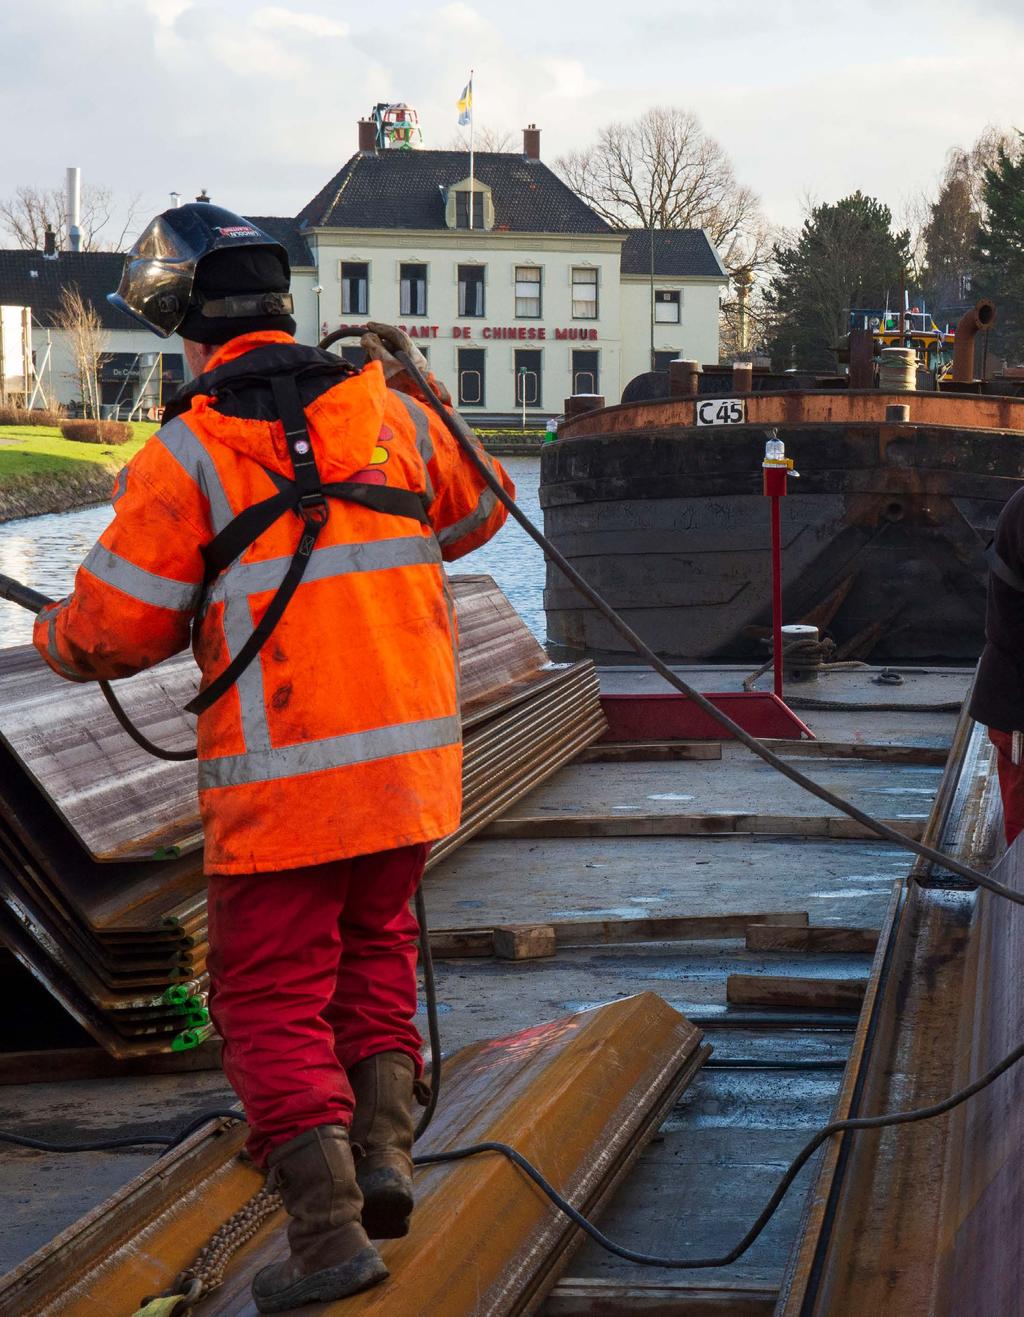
{"left": 0, "top": 455, "right": 547, "bottom": 649}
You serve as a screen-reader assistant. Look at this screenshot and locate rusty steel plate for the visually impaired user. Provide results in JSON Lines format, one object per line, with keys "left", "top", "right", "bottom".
{"left": 0, "top": 993, "right": 707, "bottom": 1316}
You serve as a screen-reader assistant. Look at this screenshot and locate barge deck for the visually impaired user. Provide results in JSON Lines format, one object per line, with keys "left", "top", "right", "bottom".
{"left": 0, "top": 653, "right": 999, "bottom": 1316}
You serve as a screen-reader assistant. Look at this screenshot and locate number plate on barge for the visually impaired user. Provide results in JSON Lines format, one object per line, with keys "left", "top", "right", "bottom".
{"left": 696, "top": 398, "right": 746, "bottom": 425}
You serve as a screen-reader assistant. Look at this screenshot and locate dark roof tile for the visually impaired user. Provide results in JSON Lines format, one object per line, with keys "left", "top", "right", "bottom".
{"left": 247, "top": 215, "right": 315, "bottom": 267}
{"left": 0, "top": 249, "right": 128, "bottom": 329}
{"left": 620, "top": 229, "right": 726, "bottom": 278}
{"left": 298, "top": 150, "right": 613, "bottom": 234}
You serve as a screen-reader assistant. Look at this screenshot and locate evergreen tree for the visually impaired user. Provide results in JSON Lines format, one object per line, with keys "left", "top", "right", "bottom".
{"left": 766, "top": 193, "right": 911, "bottom": 371}
{"left": 975, "top": 133, "right": 1024, "bottom": 362}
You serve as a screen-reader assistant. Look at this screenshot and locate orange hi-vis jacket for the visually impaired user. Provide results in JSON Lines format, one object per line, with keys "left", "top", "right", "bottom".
{"left": 33, "top": 332, "right": 513, "bottom": 874}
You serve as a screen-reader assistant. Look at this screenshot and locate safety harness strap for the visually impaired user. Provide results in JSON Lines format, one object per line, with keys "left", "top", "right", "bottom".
{"left": 986, "top": 540, "right": 1024, "bottom": 594}
{"left": 186, "top": 510, "right": 327, "bottom": 716}
{"left": 185, "top": 373, "right": 430, "bottom": 718}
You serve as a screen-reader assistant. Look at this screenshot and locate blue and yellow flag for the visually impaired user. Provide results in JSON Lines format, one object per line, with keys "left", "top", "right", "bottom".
{"left": 457, "top": 78, "right": 473, "bottom": 126}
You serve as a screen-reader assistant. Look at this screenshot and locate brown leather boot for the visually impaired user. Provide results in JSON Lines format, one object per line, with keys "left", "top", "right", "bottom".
{"left": 348, "top": 1051, "right": 417, "bottom": 1238}
{"left": 251, "top": 1125, "right": 388, "bottom": 1313}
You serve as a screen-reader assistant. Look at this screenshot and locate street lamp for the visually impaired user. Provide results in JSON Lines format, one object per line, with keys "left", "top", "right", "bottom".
{"left": 312, "top": 285, "right": 323, "bottom": 342}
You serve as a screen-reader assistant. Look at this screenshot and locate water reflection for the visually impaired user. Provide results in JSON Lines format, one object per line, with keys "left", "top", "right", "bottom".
{"left": 0, "top": 455, "right": 546, "bottom": 649}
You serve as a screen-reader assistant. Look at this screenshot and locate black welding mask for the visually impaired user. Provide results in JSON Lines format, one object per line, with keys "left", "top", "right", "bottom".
{"left": 107, "top": 203, "right": 294, "bottom": 342}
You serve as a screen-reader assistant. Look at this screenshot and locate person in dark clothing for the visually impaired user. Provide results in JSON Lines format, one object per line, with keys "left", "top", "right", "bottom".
{"left": 969, "top": 485, "right": 1024, "bottom": 844}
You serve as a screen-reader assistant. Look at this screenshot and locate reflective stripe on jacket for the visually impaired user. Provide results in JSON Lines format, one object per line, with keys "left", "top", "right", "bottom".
{"left": 33, "top": 331, "right": 513, "bottom": 874}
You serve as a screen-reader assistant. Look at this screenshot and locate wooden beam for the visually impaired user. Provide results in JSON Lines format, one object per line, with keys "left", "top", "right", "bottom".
{"left": 547, "top": 1278, "right": 778, "bottom": 1314}
{"left": 428, "top": 928, "right": 495, "bottom": 958}
{"left": 727, "top": 974, "right": 867, "bottom": 1011}
{"left": 760, "top": 739, "right": 949, "bottom": 766}
{"left": 746, "top": 924, "right": 880, "bottom": 955}
{"left": 555, "top": 911, "right": 809, "bottom": 947}
{"left": 576, "top": 741, "right": 723, "bottom": 763}
{"left": 482, "top": 814, "right": 926, "bottom": 842}
{"left": 429, "top": 912, "right": 810, "bottom": 960}
{"left": 493, "top": 924, "right": 557, "bottom": 961}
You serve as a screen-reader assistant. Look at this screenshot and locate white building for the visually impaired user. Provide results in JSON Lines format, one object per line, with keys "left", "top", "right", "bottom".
{"left": 0, "top": 125, "right": 728, "bottom": 418}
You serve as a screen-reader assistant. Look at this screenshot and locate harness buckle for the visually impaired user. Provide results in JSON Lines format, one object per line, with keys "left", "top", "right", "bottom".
{"left": 298, "top": 491, "right": 329, "bottom": 527}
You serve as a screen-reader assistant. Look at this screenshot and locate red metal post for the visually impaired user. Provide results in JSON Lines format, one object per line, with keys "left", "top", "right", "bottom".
{"left": 762, "top": 441, "right": 796, "bottom": 701}
{"left": 770, "top": 487, "right": 784, "bottom": 697}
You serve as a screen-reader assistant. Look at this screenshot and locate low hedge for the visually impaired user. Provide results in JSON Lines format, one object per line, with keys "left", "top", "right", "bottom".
{"left": 58, "top": 418, "right": 134, "bottom": 445}
{"left": 0, "top": 406, "right": 64, "bottom": 427}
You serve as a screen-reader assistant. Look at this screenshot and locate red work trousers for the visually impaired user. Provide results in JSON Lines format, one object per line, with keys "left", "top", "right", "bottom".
{"left": 989, "top": 729, "right": 1024, "bottom": 846}
{"left": 207, "top": 843, "right": 429, "bottom": 1167}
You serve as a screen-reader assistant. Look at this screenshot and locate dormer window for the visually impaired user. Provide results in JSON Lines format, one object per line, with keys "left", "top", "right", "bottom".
{"left": 446, "top": 179, "right": 494, "bottom": 231}
{"left": 455, "top": 192, "right": 484, "bottom": 229}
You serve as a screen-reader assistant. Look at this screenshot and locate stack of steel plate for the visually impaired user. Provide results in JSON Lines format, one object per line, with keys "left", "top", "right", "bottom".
{"left": 0, "top": 576, "right": 605, "bottom": 1056}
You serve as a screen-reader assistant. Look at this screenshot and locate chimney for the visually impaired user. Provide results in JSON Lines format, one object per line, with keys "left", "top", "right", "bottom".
{"left": 358, "top": 118, "right": 377, "bottom": 153}
{"left": 66, "top": 166, "right": 81, "bottom": 252}
{"left": 196, "top": 188, "right": 211, "bottom": 203}
{"left": 43, "top": 227, "right": 57, "bottom": 258}
{"left": 523, "top": 124, "right": 540, "bottom": 160}
{"left": 170, "top": 191, "right": 181, "bottom": 208}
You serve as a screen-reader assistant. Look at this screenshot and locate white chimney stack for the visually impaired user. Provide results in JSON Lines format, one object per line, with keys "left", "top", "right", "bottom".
{"left": 66, "top": 166, "right": 81, "bottom": 252}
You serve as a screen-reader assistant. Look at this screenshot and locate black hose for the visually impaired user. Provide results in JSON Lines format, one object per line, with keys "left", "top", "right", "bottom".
{"left": 0, "top": 1106, "right": 242, "bottom": 1154}
{"left": 0, "top": 577, "right": 197, "bottom": 762}
{"left": 5, "top": 1044, "right": 1024, "bottom": 1275}
{"left": 394, "top": 348, "right": 1019, "bottom": 906}
{"left": 413, "top": 885, "right": 441, "bottom": 1140}
{"left": 414, "top": 1036, "right": 1024, "bottom": 1269}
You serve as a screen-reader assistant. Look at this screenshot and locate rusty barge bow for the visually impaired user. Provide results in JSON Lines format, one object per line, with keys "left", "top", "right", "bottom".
{"left": 542, "top": 377, "right": 1024, "bottom": 666}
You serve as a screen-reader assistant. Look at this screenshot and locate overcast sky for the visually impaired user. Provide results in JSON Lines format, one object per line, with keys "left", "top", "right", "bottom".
{"left": 2, "top": 0, "right": 1021, "bottom": 247}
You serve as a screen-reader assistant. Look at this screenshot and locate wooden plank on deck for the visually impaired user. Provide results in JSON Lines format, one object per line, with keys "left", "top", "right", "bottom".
{"left": 746, "top": 925, "right": 879, "bottom": 954}
{"left": 727, "top": 974, "right": 867, "bottom": 1011}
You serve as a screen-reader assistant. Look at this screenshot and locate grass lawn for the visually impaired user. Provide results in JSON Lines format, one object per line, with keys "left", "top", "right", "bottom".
{"left": 0, "top": 422, "right": 157, "bottom": 482}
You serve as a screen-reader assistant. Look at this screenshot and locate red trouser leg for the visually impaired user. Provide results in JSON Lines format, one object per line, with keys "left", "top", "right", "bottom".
{"left": 207, "top": 844, "right": 427, "bottom": 1167}
{"left": 989, "top": 730, "right": 1024, "bottom": 846}
{"left": 325, "top": 843, "right": 429, "bottom": 1076}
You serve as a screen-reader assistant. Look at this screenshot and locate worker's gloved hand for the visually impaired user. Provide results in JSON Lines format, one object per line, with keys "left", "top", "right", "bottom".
{"left": 360, "top": 322, "right": 428, "bottom": 381}
{"left": 361, "top": 321, "right": 452, "bottom": 405}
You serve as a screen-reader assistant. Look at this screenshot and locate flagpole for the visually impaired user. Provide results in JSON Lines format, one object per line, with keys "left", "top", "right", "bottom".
{"left": 468, "top": 69, "right": 475, "bottom": 232}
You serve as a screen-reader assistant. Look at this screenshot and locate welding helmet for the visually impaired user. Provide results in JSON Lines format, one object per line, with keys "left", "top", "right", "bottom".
{"left": 107, "top": 203, "right": 294, "bottom": 342}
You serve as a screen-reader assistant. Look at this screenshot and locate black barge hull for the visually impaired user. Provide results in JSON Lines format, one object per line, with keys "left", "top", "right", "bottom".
{"left": 541, "top": 391, "right": 1024, "bottom": 664}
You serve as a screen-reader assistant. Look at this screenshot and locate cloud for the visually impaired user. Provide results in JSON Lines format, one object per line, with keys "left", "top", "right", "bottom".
{"left": 252, "top": 7, "right": 348, "bottom": 38}
{"left": 538, "top": 58, "right": 600, "bottom": 101}
{"left": 1, "top": 0, "right": 1022, "bottom": 247}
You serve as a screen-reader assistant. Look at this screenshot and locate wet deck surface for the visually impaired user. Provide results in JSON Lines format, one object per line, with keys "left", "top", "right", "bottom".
{"left": 0, "top": 663, "right": 972, "bottom": 1304}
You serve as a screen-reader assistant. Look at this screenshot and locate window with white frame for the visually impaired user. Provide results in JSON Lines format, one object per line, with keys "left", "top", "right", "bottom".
{"left": 458, "top": 348, "right": 485, "bottom": 405}
{"left": 399, "top": 264, "right": 427, "bottom": 316}
{"left": 341, "top": 262, "right": 368, "bottom": 315}
{"left": 571, "top": 267, "right": 598, "bottom": 319}
{"left": 655, "top": 290, "right": 681, "bottom": 323}
{"left": 571, "top": 349, "right": 599, "bottom": 396}
{"left": 515, "top": 266, "right": 542, "bottom": 318}
{"left": 458, "top": 265, "right": 486, "bottom": 317}
{"left": 514, "top": 349, "right": 542, "bottom": 406}
{"left": 454, "top": 190, "right": 485, "bottom": 229}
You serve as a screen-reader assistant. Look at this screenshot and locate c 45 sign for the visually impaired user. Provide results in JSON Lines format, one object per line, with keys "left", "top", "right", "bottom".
{"left": 696, "top": 398, "right": 746, "bottom": 426}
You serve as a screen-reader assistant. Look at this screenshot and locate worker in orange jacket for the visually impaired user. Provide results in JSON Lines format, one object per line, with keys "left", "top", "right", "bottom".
{"left": 33, "top": 203, "right": 512, "bottom": 1312}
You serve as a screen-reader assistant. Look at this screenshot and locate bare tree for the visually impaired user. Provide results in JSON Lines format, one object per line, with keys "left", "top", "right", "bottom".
{"left": 555, "top": 106, "right": 770, "bottom": 273}
{"left": 0, "top": 183, "right": 143, "bottom": 252}
{"left": 440, "top": 126, "right": 516, "bottom": 152}
{"left": 917, "top": 125, "right": 1017, "bottom": 316}
{"left": 53, "top": 287, "right": 108, "bottom": 418}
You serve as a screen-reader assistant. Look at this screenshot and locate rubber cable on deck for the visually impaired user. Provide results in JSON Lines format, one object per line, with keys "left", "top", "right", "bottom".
{"left": 3, "top": 1038, "right": 1021, "bottom": 1273}
{"left": 0, "top": 1107, "right": 243, "bottom": 1153}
